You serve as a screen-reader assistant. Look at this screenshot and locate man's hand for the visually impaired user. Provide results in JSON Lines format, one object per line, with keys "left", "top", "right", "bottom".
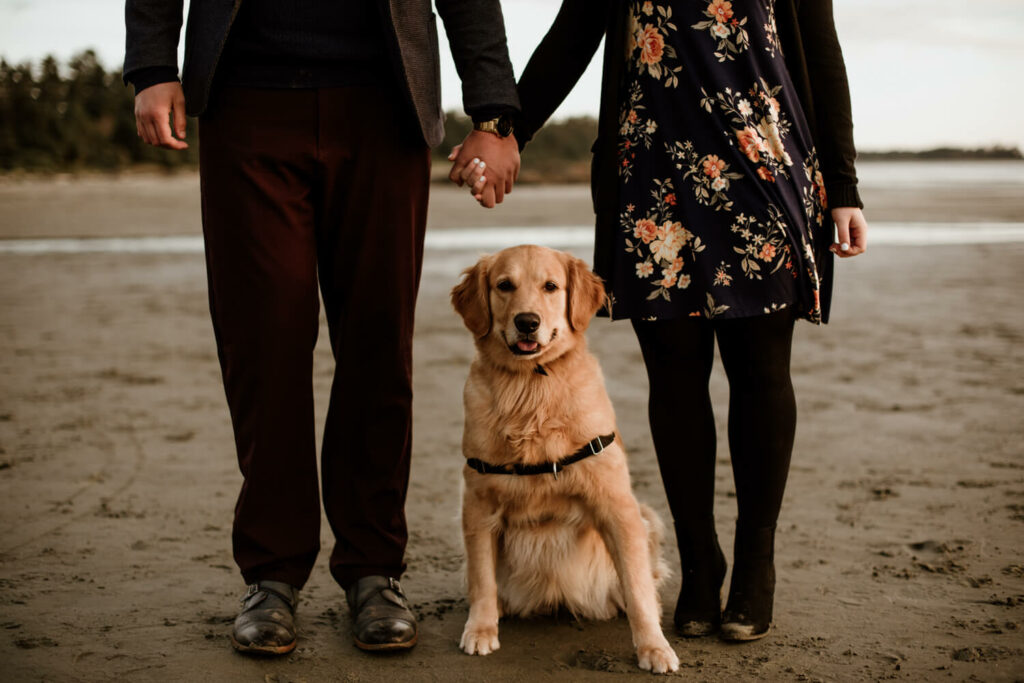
{"left": 447, "top": 130, "right": 520, "bottom": 209}
{"left": 829, "top": 207, "right": 868, "bottom": 258}
{"left": 134, "top": 82, "right": 189, "bottom": 150}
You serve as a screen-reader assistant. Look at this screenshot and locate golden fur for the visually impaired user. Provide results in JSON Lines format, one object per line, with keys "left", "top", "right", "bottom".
{"left": 450, "top": 245, "right": 679, "bottom": 674}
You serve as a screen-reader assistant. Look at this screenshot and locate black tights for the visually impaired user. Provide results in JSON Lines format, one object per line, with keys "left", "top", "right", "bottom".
{"left": 632, "top": 311, "right": 797, "bottom": 542}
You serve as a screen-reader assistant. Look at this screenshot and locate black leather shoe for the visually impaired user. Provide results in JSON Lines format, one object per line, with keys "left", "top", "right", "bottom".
{"left": 675, "top": 526, "right": 727, "bottom": 637}
{"left": 231, "top": 580, "right": 299, "bottom": 655}
{"left": 721, "top": 525, "right": 776, "bottom": 642}
{"left": 345, "top": 576, "right": 418, "bottom": 651}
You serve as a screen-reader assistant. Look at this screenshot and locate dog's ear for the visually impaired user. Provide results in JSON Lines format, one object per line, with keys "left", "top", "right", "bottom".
{"left": 565, "top": 255, "right": 607, "bottom": 331}
{"left": 451, "top": 255, "right": 493, "bottom": 339}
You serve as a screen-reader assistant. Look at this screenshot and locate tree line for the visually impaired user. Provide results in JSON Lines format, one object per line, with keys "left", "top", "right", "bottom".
{"left": 2, "top": 52, "right": 1018, "bottom": 175}
{"left": 0, "top": 51, "right": 599, "bottom": 177}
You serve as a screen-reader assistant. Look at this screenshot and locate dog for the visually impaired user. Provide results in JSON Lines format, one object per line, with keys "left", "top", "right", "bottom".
{"left": 450, "top": 245, "right": 679, "bottom": 674}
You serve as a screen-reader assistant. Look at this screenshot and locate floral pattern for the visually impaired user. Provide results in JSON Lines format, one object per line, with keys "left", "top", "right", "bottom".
{"left": 691, "top": 0, "right": 750, "bottom": 62}
{"left": 626, "top": 1, "right": 683, "bottom": 87}
{"left": 762, "top": 0, "right": 781, "bottom": 57}
{"left": 700, "top": 79, "right": 794, "bottom": 179}
{"left": 801, "top": 150, "right": 828, "bottom": 227}
{"left": 666, "top": 140, "right": 745, "bottom": 211}
{"left": 617, "top": 82, "right": 657, "bottom": 182}
{"left": 612, "top": 0, "right": 829, "bottom": 323}
{"left": 728, "top": 205, "right": 796, "bottom": 281}
{"left": 620, "top": 179, "right": 707, "bottom": 302}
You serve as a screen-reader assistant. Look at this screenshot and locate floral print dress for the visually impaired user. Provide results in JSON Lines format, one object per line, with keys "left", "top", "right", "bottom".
{"left": 612, "top": 0, "right": 830, "bottom": 322}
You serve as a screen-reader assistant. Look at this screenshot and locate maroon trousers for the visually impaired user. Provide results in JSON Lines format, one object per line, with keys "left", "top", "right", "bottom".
{"left": 198, "top": 86, "right": 430, "bottom": 589}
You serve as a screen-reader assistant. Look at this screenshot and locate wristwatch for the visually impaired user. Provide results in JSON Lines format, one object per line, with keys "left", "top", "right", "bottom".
{"left": 474, "top": 114, "right": 514, "bottom": 138}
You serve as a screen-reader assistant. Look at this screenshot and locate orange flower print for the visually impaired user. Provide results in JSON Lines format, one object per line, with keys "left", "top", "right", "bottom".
{"left": 758, "top": 167, "right": 775, "bottom": 182}
{"left": 757, "top": 118, "right": 792, "bottom": 166}
{"left": 638, "top": 24, "right": 665, "bottom": 65}
{"left": 713, "top": 265, "right": 733, "bottom": 286}
{"left": 736, "top": 127, "right": 763, "bottom": 163}
{"left": 628, "top": 109, "right": 639, "bottom": 124}
{"left": 642, "top": 1, "right": 654, "bottom": 15}
{"left": 814, "top": 170, "right": 828, "bottom": 206}
{"left": 668, "top": 257, "right": 684, "bottom": 275}
{"left": 709, "top": 0, "right": 733, "bottom": 23}
{"left": 702, "top": 155, "right": 726, "bottom": 178}
{"left": 677, "top": 273, "right": 692, "bottom": 289}
{"left": 659, "top": 271, "right": 678, "bottom": 289}
{"left": 651, "top": 221, "right": 690, "bottom": 263}
{"left": 759, "top": 243, "right": 777, "bottom": 261}
{"left": 636, "top": 261, "right": 654, "bottom": 278}
{"left": 634, "top": 218, "right": 659, "bottom": 244}
{"left": 665, "top": 193, "right": 677, "bottom": 205}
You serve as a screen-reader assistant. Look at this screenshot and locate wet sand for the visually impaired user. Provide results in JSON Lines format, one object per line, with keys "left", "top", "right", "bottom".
{"left": 0, "top": 173, "right": 1023, "bottom": 681}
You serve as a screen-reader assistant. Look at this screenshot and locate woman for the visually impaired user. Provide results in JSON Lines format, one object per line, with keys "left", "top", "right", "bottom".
{"left": 463, "top": 0, "right": 867, "bottom": 641}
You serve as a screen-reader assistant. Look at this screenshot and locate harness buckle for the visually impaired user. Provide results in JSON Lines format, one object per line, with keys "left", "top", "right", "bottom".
{"left": 552, "top": 462, "right": 559, "bottom": 480}
{"left": 589, "top": 438, "right": 602, "bottom": 456}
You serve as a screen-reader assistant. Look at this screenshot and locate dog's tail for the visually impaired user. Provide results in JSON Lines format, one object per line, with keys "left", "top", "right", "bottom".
{"left": 638, "top": 503, "right": 671, "bottom": 591}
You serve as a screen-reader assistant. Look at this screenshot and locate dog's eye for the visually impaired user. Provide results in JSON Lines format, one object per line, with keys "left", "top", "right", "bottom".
{"left": 544, "top": 281, "right": 559, "bottom": 292}
{"left": 496, "top": 280, "right": 515, "bottom": 292}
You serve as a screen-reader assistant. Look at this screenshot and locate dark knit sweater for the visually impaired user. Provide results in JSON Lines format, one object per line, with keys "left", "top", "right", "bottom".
{"left": 128, "top": 0, "right": 391, "bottom": 94}
{"left": 217, "top": 0, "right": 390, "bottom": 88}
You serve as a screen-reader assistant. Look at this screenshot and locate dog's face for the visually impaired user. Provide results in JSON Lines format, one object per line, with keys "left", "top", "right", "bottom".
{"left": 451, "top": 246, "right": 606, "bottom": 368}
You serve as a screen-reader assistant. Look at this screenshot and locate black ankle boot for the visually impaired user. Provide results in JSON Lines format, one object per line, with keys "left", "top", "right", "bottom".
{"left": 721, "top": 524, "right": 776, "bottom": 642}
{"left": 674, "top": 522, "right": 727, "bottom": 637}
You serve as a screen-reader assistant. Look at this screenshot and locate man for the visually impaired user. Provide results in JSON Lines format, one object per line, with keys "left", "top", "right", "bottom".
{"left": 125, "top": 0, "right": 521, "bottom": 654}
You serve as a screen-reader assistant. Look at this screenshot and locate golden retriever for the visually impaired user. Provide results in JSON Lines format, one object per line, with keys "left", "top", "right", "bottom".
{"left": 450, "top": 245, "right": 679, "bottom": 674}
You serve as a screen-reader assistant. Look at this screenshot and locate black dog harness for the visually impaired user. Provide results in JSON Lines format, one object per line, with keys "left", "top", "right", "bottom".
{"left": 465, "top": 433, "right": 616, "bottom": 480}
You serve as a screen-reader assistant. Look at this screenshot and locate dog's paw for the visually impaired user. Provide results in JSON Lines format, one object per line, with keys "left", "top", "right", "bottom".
{"left": 460, "top": 620, "right": 500, "bottom": 656}
{"left": 636, "top": 637, "right": 679, "bottom": 674}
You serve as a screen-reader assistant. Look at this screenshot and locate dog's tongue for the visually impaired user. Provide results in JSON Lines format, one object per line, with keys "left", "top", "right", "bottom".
{"left": 517, "top": 340, "right": 539, "bottom": 352}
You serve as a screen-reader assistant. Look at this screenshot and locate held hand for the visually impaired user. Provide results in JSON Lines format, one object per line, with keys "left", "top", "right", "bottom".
{"left": 447, "top": 131, "right": 520, "bottom": 209}
{"left": 830, "top": 207, "right": 868, "bottom": 258}
{"left": 134, "top": 82, "right": 189, "bottom": 150}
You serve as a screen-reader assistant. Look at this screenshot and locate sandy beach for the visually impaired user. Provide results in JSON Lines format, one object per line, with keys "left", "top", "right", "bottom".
{"left": 1, "top": 165, "right": 1023, "bottom": 681}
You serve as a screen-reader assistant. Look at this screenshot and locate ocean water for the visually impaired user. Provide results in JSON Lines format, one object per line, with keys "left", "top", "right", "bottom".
{"left": 858, "top": 160, "right": 1024, "bottom": 188}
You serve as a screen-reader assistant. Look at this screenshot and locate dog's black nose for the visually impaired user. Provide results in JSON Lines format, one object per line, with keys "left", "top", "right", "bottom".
{"left": 514, "top": 313, "right": 541, "bottom": 334}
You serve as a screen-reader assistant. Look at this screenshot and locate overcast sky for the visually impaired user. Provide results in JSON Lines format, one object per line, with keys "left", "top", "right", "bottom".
{"left": 2, "top": 0, "right": 1023, "bottom": 151}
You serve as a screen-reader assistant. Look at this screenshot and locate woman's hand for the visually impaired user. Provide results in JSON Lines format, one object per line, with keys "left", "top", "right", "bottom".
{"left": 447, "top": 134, "right": 520, "bottom": 209}
{"left": 830, "top": 207, "right": 867, "bottom": 258}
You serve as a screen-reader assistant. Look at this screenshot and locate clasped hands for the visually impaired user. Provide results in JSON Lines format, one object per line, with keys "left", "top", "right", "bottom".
{"left": 447, "top": 130, "right": 520, "bottom": 209}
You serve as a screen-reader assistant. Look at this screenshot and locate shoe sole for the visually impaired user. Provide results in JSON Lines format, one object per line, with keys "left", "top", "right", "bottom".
{"left": 676, "top": 620, "right": 720, "bottom": 638}
{"left": 353, "top": 632, "right": 418, "bottom": 652}
{"left": 230, "top": 635, "right": 297, "bottom": 656}
{"left": 719, "top": 623, "right": 771, "bottom": 642}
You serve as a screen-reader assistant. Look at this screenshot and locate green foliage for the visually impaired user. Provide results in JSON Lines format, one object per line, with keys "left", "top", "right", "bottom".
{"left": 0, "top": 50, "right": 198, "bottom": 172}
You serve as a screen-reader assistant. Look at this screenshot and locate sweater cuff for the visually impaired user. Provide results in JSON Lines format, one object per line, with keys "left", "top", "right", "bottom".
{"left": 826, "top": 183, "right": 864, "bottom": 209}
{"left": 125, "top": 66, "right": 179, "bottom": 95}
{"left": 467, "top": 105, "right": 520, "bottom": 125}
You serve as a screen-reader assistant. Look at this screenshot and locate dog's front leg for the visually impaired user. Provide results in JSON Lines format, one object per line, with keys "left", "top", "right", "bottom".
{"left": 595, "top": 489, "right": 679, "bottom": 674}
{"left": 460, "top": 488, "right": 501, "bottom": 655}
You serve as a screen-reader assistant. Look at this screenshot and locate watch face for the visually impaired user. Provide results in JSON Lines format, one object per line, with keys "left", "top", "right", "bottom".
{"left": 496, "top": 117, "right": 513, "bottom": 137}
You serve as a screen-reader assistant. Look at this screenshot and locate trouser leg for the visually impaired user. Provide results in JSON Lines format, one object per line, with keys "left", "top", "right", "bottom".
{"left": 199, "top": 89, "right": 322, "bottom": 588}
{"left": 309, "top": 86, "right": 431, "bottom": 588}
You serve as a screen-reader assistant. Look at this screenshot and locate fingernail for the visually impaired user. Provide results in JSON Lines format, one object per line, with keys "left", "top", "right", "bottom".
{"left": 448, "top": 153, "right": 455, "bottom": 160}
{"left": 472, "top": 158, "right": 480, "bottom": 165}
{"left": 840, "top": 242, "right": 850, "bottom": 251}
{"left": 478, "top": 175, "right": 486, "bottom": 184}
{"left": 478, "top": 161, "right": 486, "bottom": 168}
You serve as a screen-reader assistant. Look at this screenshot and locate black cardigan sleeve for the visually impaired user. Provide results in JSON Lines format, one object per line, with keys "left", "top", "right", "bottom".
{"left": 797, "top": 0, "right": 862, "bottom": 208}
{"left": 514, "top": 0, "right": 610, "bottom": 150}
